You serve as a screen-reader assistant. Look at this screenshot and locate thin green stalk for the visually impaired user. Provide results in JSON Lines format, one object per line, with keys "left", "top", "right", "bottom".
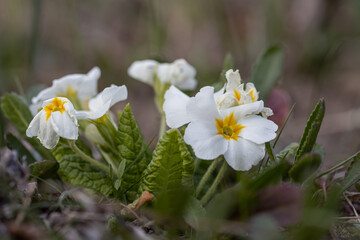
{"left": 315, "top": 151, "right": 360, "bottom": 179}
{"left": 194, "top": 158, "right": 201, "bottom": 172}
{"left": 68, "top": 140, "right": 109, "bottom": 173}
{"left": 195, "top": 157, "right": 221, "bottom": 197}
{"left": 159, "top": 110, "right": 167, "bottom": 137}
{"left": 200, "top": 160, "right": 227, "bottom": 205}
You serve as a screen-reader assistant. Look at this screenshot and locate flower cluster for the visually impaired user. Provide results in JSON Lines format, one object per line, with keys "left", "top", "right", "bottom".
{"left": 163, "top": 69, "right": 278, "bottom": 171}
{"left": 128, "top": 59, "right": 197, "bottom": 90}
{"left": 27, "top": 67, "right": 127, "bottom": 149}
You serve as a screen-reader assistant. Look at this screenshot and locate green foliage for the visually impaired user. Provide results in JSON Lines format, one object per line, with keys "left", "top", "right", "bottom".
{"left": 218, "top": 53, "right": 234, "bottom": 85}
{"left": 52, "top": 141, "right": 114, "bottom": 197}
{"left": 138, "top": 129, "right": 194, "bottom": 196}
{"left": 251, "top": 45, "right": 284, "bottom": 101}
{"left": 341, "top": 152, "right": 360, "bottom": 192}
{"left": 29, "top": 160, "right": 59, "bottom": 179}
{"left": 276, "top": 142, "right": 299, "bottom": 161}
{"left": 289, "top": 153, "right": 322, "bottom": 183}
{"left": 253, "top": 160, "right": 292, "bottom": 190}
{"left": 0, "top": 93, "right": 32, "bottom": 135}
{"left": 0, "top": 92, "right": 54, "bottom": 160}
{"left": 265, "top": 142, "right": 277, "bottom": 165}
{"left": 117, "top": 104, "right": 152, "bottom": 200}
{"left": 6, "top": 133, "right": 36, "bottom": 164}
{"left": 295, "top": 99, "right": 325, "bottom": 162}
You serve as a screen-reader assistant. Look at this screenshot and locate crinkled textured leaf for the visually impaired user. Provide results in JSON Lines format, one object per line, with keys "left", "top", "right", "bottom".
{"left": 138, "top": 129, "right": 194, "bottom": 196}
{"left": 289, "top": 153, "right": 322, "bottom": 183}
{"left": 6, "top": 133, "right": 36, "bottom": 164}
{"left": 341, "top": 152, "right": 360, "bottom": 192}
{"left": 117, "top": 104, "right": 151, "bottom": 200}
{"left": 276, "top": 142, "right": 299, "bottom": 161}
{"left": 52, "top": 141, "right": 113, "bottom": 197}
{"left": 250, "top": 45, "right": 284, "bottom": 101}
{"left": 295, "top": 99, "right": 325, "bottom": 162}
{"left": 29, "top": 160, "right": 59, "bottom": 179}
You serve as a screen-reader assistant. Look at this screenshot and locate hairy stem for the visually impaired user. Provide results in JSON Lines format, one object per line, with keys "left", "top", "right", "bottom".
{"left": 195, "top": 156, "right": 222, "bottom": 197}
{"left": 200, "top": 160, "right": 227, "bottom": 205}
{"left": 68, "top": 140, "right": 109, "bottom": 173}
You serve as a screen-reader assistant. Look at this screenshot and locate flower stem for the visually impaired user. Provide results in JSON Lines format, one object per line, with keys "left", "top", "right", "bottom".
{"left": 200, "top": 160, "right": 227, "bottom": 205}
{"left": 159, "top": 110, "right": 167, "bottom": 137}
{"left": 68, "top": 140, "right": 110, "bottom": 173}
{"left": 195, "top": 156, "right": 222, "bottom": 197}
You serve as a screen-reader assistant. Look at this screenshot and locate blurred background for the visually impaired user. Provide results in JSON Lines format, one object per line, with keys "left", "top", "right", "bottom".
{"left": 0, "top": 0, "right": 359, "bottom": 168}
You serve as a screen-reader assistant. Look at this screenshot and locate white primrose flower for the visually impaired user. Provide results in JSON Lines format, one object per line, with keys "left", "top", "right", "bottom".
{"left": 216, "top": 69, "right": 273, "bottom": 117}
{"left": 183, "top": 87, "right": 278, "bottom": 171}
{"left": 26, "top": 97, "right": 78, "bottom": 149}
{"left": 76, "top": 84, "right": 128, "bottom": 120}
{"left": 30, "top": 67, "right": 101, "bottom": 114}
{"left": 128, "top": 59, "right": 197, "bottom": 90}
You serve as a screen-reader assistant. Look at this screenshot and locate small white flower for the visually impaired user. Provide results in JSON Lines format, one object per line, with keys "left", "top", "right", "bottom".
{"left": 26, "top": 97, "right": 78, "bottom": 149}
{"left": 157, "top": 59, "right": 197, "bottom": 90}
{"left": 30, "top": 67, "right": 101, "bottom": 114}
{"left": 216, "top": 69, "right": 273, "bottom": 117}
{"left": 127, "top": 60, "right": 158, "bottom": 85}
{"left": 183, "top": 87, "right": 278, "bottom": 171}
{"left": 76, "top": 84, "right": 128, "bottom": 120}
{"left": 128, "top": 59, "right": 197, "bottom": 90}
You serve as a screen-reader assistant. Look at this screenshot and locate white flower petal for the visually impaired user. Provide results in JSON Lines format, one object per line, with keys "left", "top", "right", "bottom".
{"left": 38, "top": 111, "right": 60, "bottom": 149}
{"left": 184, "top": 121, "right": 228, "bottom": 160}
{"left": 225, "top": 69, "right": 241, "bottom": 92}
{"left": 26, "top": 110, "right": 42, "bottom": 137}
{"left": 163, "top": 85, "right": 191, "bottom": 128}
{"left": 85, "top": 85, "right": 127, "bottom": 119}
{"left": 175, "top": 77, "right": 197, "bottom": 90}
{"left": 29, "top": 102, "right": 42, "bottom": 116}
{"left": 156, "top": 59, "right": 197, "bottom": 90}
{"left": 186, "top": 86, "right": 221, "bottom": 123}
{"left": 128, "top": 60, "right": 158, "bottom": 85}
{"left": 31, "top": 87, "right": 56, "bottom": 105}
{"left": 224, "top": 138, "right": 265, "bottom": 171}
{"left": 214, "top": 84, "right": 225, "bottom": 99}
{"left": 238, "top": 115, "right": 278, "bottom": 144}
{"left": 220, "top": 100, "right": 264, "bottom": 120}
{"left": 50, "top": 111, "right": 78, "bottom": 140}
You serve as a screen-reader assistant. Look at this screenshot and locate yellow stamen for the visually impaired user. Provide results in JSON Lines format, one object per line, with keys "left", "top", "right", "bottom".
{"left": 249, "top": 89, "right": 256, "bottom": 102}
{"left": 44, "top": 97, "right": 67, "bottom": 121}
{"left": 234, "top": 89, "right": 241, "bottom": 101}
{"left": 215, "top": 112, "right": 245, "bottom": 141}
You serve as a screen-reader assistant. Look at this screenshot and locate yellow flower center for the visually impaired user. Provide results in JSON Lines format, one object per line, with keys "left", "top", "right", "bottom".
{"left": 234, "top": 89, "right": 241, "bottom": 101}
{"left": 66, "top": 86, "right": 77, "bottom": 98}
{"left": 44, "top": 97, "right": 67, "bottom": 121}
{"left": 215, "top": 112, "right": 245, "bottom": 141}
{"left": 249, "top": 89, "right": 256, "bottom": 102}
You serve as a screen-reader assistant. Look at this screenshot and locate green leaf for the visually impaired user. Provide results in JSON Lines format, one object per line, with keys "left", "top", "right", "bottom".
{"left": 295, "top": 99, "right": 325, "bottom": 162}
{"left": 276, "top": 142, "right": 299, "bottom": 161}
{"left": 117, "top": 159, "right": 126, "bottom": 179}
{"left": 289, "top": 153, "right": 322, "bottom": 183}
{"left": 6, "top": 133, "right": 37, "bottom": 164}
{"left": 184, "top": 197, "right": 207, "bottom": 230}
{"left": 117, "top": 104, "right": 152, "bottom": 201}
{"left": 341, "top": 152, "right": 360, "bottom": 192}
{"left": 0, "top": 93, "right": 54, "bottom": 160}
{"left": 253, "top": 161, "right": 292, "bottom": 190}
{"left": 29, "top": 160, "right": 59, "bottom": 179}
{"left": 138, "top": 129, "right": 194, "bottom": 196}
{"left": 250, "top": 45, "right": 284, "bottom": 101}
{"left": 52, "top": 141, "right": 113, "bottom": 197}
{"left": 265, "top": 142, "right": 277, "bottom": 165}
{"left": 0, "top": 93, "right": 33, "bottom": 135}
